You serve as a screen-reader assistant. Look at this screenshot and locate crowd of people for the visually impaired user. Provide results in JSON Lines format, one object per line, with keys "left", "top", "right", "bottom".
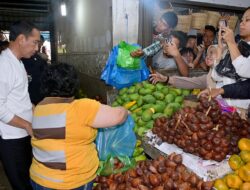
{"left": 0, "top": 5, "right": 249, "bottom": 190}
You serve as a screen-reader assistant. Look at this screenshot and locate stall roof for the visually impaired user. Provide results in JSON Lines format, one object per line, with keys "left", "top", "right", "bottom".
{"left": 0, "top": 0, "right": 51, "bottom": 31}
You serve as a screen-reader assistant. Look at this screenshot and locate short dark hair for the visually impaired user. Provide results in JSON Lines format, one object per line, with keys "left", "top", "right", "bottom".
{"left": 205, "top": 25, "right": 216, "bottom": 36}
{"left": 40, "top": 35, "right": 45, "bottom": 42}
{"left": 171, "top": 31, "right": 187, "bottom": 49}
{"left": 244, "top": 7, "right": 250, "bottom": 12}
{"left": 161, "top": 12, "right": 178, "bottom": 29}
{"left": 180, "top": 47, "right": 196, "bottom": 58}
{"left": 41, "top": 63, "right": 79, "bottom": 97}
{"left": 187, "top": 35, "right": 197, "bottom": 40}
{"left": 9, "top": 21, "right": 39, "bottom": 41}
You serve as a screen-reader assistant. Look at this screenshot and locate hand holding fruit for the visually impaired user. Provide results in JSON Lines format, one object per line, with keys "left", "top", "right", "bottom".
{"left": 130, "top": 49, "right": 144, "bottom": 58}
{"left": 198, "top": 88, "right": 224, "bottom": 98}
{"left": 149, "top": 72, "right": 168, "bottom": 84}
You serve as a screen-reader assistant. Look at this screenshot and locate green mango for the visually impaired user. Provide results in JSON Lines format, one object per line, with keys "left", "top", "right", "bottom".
{"left": 144, "top": 83, "right": 155, "bottom": 91}
{"left": 137, "top": 97, "right": 143, "bottom": 107}
{"left": 119, "top": 87, "right": 128, "bottom": 95}
{"left": 137, "top": 127, "right": 148, "bottom": 137}
{"left": 133, "top": 124, "right": 139, "bottom": 133}
{"left": 129, "top": 93, "right": 140, "bottom": 101}
{"left": 131, "top": 113, "right": 137, "bottom": 120}
{"left": 127, "top": 86, "right": 136, "bottom": 94}
{"left": 142, "top": 80, "right": 149, "bottom": 86}
{"left": 153, "top": 104, "right": 165, "bottom": 113}
{"left": 152, "top": 91, "right": 165, "bottom": 100}
{"left": 145, "top": 120, "right": 154, "bottom": 129}
{"left": 136, "top": 109, "right": 143, "bottom": 116}
{"left": 134, "top": 154, "right": 147, "bottom": 161}
{"left": 172, "top": 88, "right": 182, "bottom": 96}
{"left": 116, "top": 97, "right": 123, "bottom": 105}
{"left": 133, "top": 147, "right": 144, "bottom": 157}
{"left": 152, "top": 113, "right": 165, "bottom": 120}
{"left": 156, "top": 100, "right": 166, "bottom": 106}
{"left": 182, "top": 89, "right": 190, "bottom": 96}
{"left": 169, "top": 90, "right": 178, "bottom": 97}
{"left": 141, "top": 109, "right": 154, "bottom": 122}
{"left": 165, "top": 94, "right": 175, "bottom": 104}
{"left": 139, "top": 88, "right": 153, "bottom": 95}
{"left": 174, "top": 96, "right": 184, "bottom": 104}
{"left": 142, "top": 104, "right": 154, "bottom": 110}
{"left": 164, "top": 107, "right": 174, "bottom": 118}
{"left": 155, "top": 83, "right": 164, "bottom": 91}
{"left": 161, "top": 87, "right": 169, "bottom": 95}
{"left": 167, "top": 102, "right": 181, "bottom": 112}
{"left": 137, "top": 118, "right": 146, "bottom": 126}
{"left": 142, "top": 95, "right": 156, "bottom": 104}
{"left": 111, "top": 101, "right": 119, "bottom": 107}
{"left": 129, "top": 104, "right": 138, "bottom": 111}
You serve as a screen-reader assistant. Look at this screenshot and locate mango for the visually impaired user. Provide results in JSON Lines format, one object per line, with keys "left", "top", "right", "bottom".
{"left": 139, "top": 88, "right": 153, "bottom": 95}
{"left": 182, "top": 89, "right": 190, "bottom": 96}
{"left": 127, "top": 86, "right": 136, "bottom": 94}
{"left": 142, "top": 95, "right": 156, "bottom": 104}
{"left": 165, "top": 94, "right": 175, "bottom": 104}
{"left": 134, "top": 83, "right": 143, "bottom": 91}
{"left": 156, "top": 100, "right": 166, "bottom": 106}
{"left": 144, "top": 83, "right": 155, "bottom": 91}
{"left": 153, "top": 104, "right": 165, "bottom": 113}
{"left": 161, "top": 87, "right": 169, "bottom": 95}
{"left": 137, "top": 97, "right": 143, "bottom": 107}
{"left": 238, "top": 138, "right": 250, "bottom": 151}
{"left": 134, "top": 154, "right": 147, "bottom": 161}
{"left": 172, "top": 88, "right": 182, "bottom": 95}
{"left": 167, "top": 103, "right": 181, "bottom": 112}
{"left": 133, "top": 124, "right": 139, "bottom": 133}
{"left": 136, "top": 109, "right": 143, "bottom": 116}
{"left": 129, "top": 93, "right": 140, "bottom": 101}
{"left": 137, "top": 118, "right": 146, "bottom": 126}
{"left": 142, "top": 109, "right": 154, "bottom": 122}
{"left": 116, "top": 97, "right": 123, "bottom": 105}
{"left": 129, "top": 104, "right": 138, "bottom": 111}
{"left": 133, "top": 147, "right": 144, "bottom": 157}
{"left": 155, "top": 83, "right": 164, "bottom": 91}
{"left": 145, "top": 120, "right": 154, "bottom": 129}
{"left": 137, "top": 127, "right": 148, "bottom": 137}
{"left": 164, "top": 107, "right": 174, "bottom": 118}
{"left": 240, "top": 182, "right": 250, "bottom": 190}
{"left": 153, "top": 91, "right": 165, "bottom": 100}
{"left": 152, "top": 113, "right": 165, "bottom": 120}
{"left": 119, "top": 87, "right": 128, "bottom": 95}
{"left": 142, "top": 104, "right": 154, "bottom": 110}
{"left": 174, "top": 96, "right": 184, "bottom": 104}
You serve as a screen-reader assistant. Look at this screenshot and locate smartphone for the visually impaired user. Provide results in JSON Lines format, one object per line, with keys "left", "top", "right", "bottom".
{"left": 219, "top": 19, "right": 227, "bottom": 28}
{"left": 166, "top": 36, "right": 172, "bottom": 44}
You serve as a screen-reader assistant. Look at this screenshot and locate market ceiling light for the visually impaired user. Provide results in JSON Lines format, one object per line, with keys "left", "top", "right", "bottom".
{"left": 61, "top": 2, "right": 67, "bottom": 16}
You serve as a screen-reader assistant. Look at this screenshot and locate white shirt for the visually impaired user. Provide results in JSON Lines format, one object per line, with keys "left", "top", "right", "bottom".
{"left": 211, "top": 42, "right": 250, "bottom": 109}
{"left": 0, "top": 48, "right": 32, "bottom": 139}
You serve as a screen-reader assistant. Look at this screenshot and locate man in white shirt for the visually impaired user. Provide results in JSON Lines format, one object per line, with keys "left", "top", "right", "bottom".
{"left": 0, "top": 21, "right": 40, "bottom": 190}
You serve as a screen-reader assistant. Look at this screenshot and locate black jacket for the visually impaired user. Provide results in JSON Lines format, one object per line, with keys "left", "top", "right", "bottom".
{"left": 22, "top": 54, "right": 48, "bottom": 105}
{"left": 222, "top": 79, "right": 250, "bottom": 99}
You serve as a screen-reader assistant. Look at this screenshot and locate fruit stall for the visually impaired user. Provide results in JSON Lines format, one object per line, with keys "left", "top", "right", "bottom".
{"left": 93, "top": 80, "right": 250, "bottom": 190}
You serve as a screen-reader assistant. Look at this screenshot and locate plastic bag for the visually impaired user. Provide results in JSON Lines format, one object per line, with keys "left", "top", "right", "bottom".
{"left": 95, "top": 115, "right": 136, "bottom": 161}
{"left": 117, "top": 41, "right": 140, "bottom": 69}
{"left": 101, "top": 42, "right": 150, "bottom": 89}
{"left": 96, "top": 155, "right": 136, "bottom": 176}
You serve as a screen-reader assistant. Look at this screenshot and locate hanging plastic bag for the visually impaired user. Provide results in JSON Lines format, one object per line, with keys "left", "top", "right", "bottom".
{"left": 101, "top": 42, "right": 150, "bottom": 89}
{"left": 96, "top": 155, "right": 136, "bottom": 176}
{"left": 95, "top": 115, "right": 136, "bottom": 161}
{"left": 117, "top": 41, "right": 140, "bottom": 69}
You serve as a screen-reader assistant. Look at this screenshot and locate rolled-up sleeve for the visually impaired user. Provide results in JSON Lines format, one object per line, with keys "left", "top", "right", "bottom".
{"left": 233, "top": 55, "right": 250, "bottom": 78}
{"left": 0, "top": 80, "right": 14, "bottom": 123}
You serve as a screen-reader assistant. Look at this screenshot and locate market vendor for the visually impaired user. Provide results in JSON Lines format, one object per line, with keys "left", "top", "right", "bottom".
{"left": 30, "top": 63, "right": 128, "bottom": 190}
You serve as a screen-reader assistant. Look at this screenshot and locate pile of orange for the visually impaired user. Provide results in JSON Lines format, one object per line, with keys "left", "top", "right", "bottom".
{"left": 214, "top": 138, "right": 250, "bottom": 190}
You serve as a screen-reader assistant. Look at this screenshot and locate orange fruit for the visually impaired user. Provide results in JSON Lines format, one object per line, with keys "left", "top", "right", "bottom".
{"left": 240, "top": 150, "right": 250, "bottom": 163}
{"left": 240, "top": 182, "right": 250, "bottom": 190}
{"left": 238, "top": 138, "right": 250, "bottom": 151}
{"left": 229, "top": 154, "right": 244, "bottom": 170}
{"left": 214, "top": 179, "right": 229, "bottom": 190}
{"left": 239, "top": 164, "right": 250, "bottom": 182}
{"left": 226, "top": 173, "right": 243, "bottom": 188}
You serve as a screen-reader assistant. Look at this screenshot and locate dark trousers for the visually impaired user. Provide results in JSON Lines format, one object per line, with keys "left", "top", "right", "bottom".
{"left": 0, "top": 136, "right": 32, "bottom": 190}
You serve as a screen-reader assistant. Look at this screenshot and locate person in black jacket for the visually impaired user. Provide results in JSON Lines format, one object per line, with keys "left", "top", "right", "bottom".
{"left": 199, "top": 79, "right": 250, "bottom": 99}
{"left": 22, "top": 35, "right": 48, "bottom": 105}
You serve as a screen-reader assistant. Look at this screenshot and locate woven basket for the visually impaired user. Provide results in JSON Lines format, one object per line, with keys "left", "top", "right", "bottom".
{"left": 175, "top": 15, "right": 192, "bottom": 33}
{"left": 191, "top": 13, "right": 208, "bottom": 29}
{"left": 206, "top": 11, "right": 221, "bottom": 28}
{"left": 228, "top": 15, "right": 238, "bottom": 31}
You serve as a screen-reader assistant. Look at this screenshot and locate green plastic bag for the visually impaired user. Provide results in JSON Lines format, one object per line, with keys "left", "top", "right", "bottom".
{"left": 96, "top": 155, "right": 136, "bottom": 176}
{"left": 117, "top": 41, "right": 140, "bottom": 69}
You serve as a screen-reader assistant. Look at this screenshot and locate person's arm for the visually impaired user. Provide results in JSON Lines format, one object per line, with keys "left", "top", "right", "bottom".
{"left": 169, "top": 75, "right": 207, "bottom": 89}
{"left": 222, "top": 79, "right": 250, "bottom": 99}
{"left": 163, "top": 43, "right": 189, "bottom": 77}
{"left": 130, "top": 41, "right": 162, "bottom": 58}
{"left": 92, "top": 105, "right": 128, "bottom": 128}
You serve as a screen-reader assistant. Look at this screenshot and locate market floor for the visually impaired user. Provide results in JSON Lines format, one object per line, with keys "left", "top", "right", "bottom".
{"left": 0, "top": 162, "right": 11, "bottom": 190}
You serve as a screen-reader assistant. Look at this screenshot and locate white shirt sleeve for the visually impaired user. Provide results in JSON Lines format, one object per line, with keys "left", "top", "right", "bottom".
{"left": 233, "top": 55, "right": 250, "bottom": 78}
